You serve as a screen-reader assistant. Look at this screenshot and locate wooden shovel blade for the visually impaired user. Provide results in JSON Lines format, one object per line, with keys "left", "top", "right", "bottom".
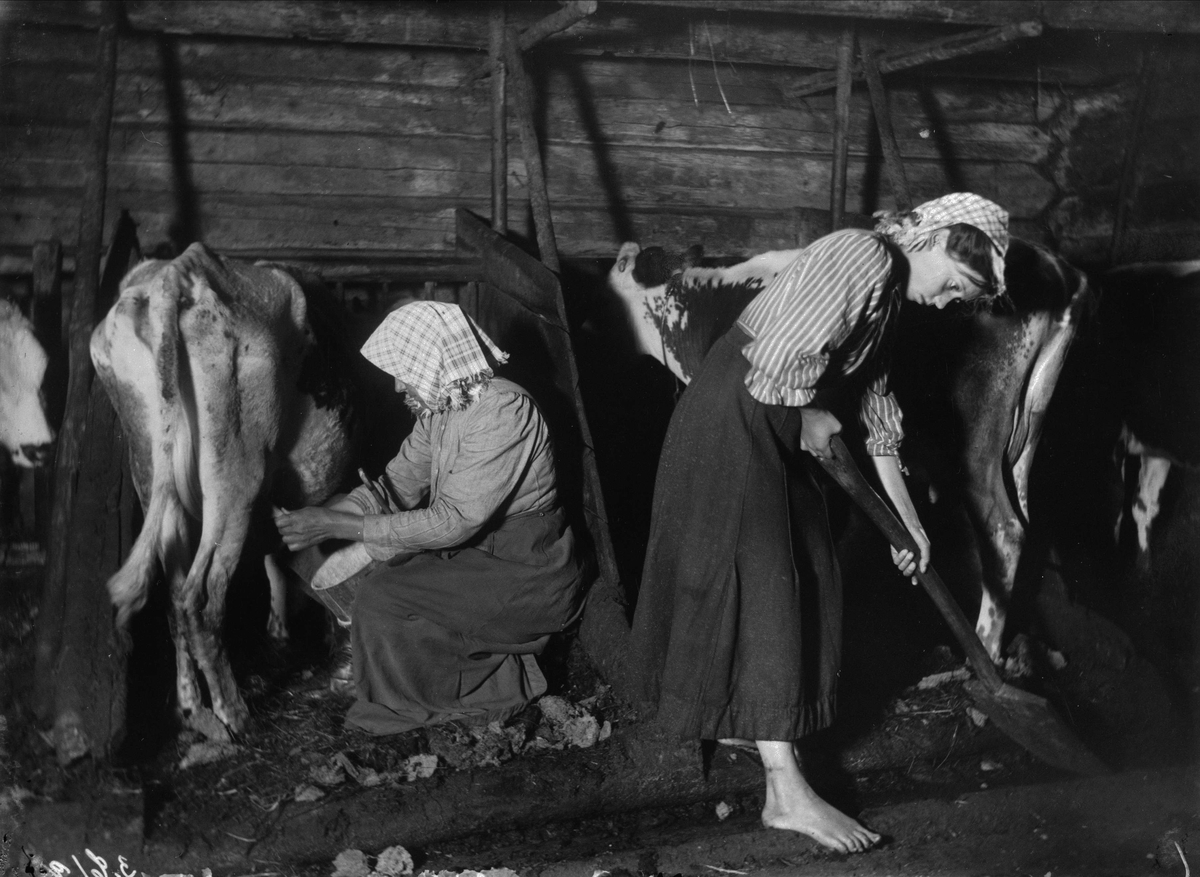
{"left": 818, "top": 436, "right": 1107, "bottom": 776}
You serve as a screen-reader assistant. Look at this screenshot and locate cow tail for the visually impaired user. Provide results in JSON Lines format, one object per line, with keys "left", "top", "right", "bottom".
{"left": 107, "top": 266, "right": 195, "bottom": 627}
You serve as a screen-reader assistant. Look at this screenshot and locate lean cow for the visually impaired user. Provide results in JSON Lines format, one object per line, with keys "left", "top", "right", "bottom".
{"left": 91, "top": 243, "right": 363, "bottom": 735}
{"left": 1101, "top": 261, "right": 1200, "bottom": 564}
{"left": 605, "top": 237, "right": 1091, "bottom": 663}
{"left": 0, "top": 298, "right": 54, "bottom": 468}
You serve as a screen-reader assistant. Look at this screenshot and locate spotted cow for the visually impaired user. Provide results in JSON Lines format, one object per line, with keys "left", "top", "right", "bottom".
{"left": 91, "top": 243, "right": 364, "bottom": 735}
{"left": 1100, "top": 261, "right": 1200, "bottom": 564}
{"left": 605, "top": 237, "right": 1091, "bottom": 663}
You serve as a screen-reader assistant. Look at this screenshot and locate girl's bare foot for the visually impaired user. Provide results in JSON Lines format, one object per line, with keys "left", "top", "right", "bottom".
{"left": 756, "top": 740, "right": 880, "bottom": 854}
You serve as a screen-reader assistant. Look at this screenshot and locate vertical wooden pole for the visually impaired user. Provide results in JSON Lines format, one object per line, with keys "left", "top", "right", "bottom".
{"left": 1109, "top": 47, "right": 1159, "bottom": 264}
{"left": 34, "top": 0, "right": 120, "bottom": 729}
{"left": 830, "top": 28, "right": 855, "bottom": 232}
{"left": 504, "top": 28, "right": 560, "bottom": 273}
{"left": 861, "top": 39, "right": 912, "bottom": 212}
{"left": 490, "top": 5, "right": 509, "bottom": 235}
{"left": 31, "top": 241, "right": 64, "bottom": 547}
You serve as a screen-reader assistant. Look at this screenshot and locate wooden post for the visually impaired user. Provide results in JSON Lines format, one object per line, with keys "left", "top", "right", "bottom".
{"left": 490, "top": 6, "right": 508, "bottom": 235}
{"left": 466, "top": 0, "right": 598, "bottom": 81}
{"left": 1109, "top": 47, "right": 1160, "bottom": 264}
{"left": 830, "top": 28, "right": 855, "bottom": 233}
{"left": 31, "top": 241, "right": 64, "bottom": 548}
{"left": 31, "top": 242, "right": 63, "bottom": 369}
{"left": 33, "top": 0, "right": 120, "bottom": 749}
{"left": 504, "top": 28, "right": 560, "bottom": 273}
{"left": 861, "top": 39, "right": 912, "bottom": 212}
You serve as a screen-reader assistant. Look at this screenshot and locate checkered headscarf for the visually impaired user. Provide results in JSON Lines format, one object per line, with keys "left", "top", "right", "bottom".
{"left": 875, "top": 192, "right": 1009, "bottom": 297}
{"left": 360, "top": 302, "right": 508, "bottom": 413}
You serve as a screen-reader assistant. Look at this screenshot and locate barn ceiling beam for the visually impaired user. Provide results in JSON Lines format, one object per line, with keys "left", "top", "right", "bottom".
{"left": 610, "top": 0, "right": 1200, "bottom": 34}
{"left": 784, "top": 19, "right": 1042, "bottom": 100}
{"left": 9, "top": 3, "right": 1188, "bottom": 94}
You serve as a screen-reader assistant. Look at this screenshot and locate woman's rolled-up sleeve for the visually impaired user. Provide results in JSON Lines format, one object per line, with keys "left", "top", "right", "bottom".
{"left": 859, "top": 370, "right": 904, "bottom": 456}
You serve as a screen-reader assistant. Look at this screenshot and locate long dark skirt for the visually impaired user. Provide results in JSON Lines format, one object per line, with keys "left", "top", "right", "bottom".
{"left": 629, "top": 325, "right": 842, "bottom": 742}
{"left": 346, "top": 507, "right": 583, "bottom": 735}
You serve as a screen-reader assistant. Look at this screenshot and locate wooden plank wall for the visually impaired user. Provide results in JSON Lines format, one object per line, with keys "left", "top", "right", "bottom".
{"left": 1, "top": 0, "right": 1197, "bottom": 275}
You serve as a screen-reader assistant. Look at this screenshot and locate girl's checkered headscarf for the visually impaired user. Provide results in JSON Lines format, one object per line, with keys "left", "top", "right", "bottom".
{"left": 360, "top": 301, "right": 509, "bottom": 413}
{"left": 874, "top": 192, "right": 1009, "bottom": 297}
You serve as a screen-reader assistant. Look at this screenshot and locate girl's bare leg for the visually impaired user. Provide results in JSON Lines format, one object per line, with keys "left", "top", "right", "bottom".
{"left": 757, "top": 740, "right": 880, "bottom": 853}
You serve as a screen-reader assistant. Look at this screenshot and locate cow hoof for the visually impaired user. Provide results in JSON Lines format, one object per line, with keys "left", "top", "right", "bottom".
{"left": 267, "top": 613, "right": 289, "bottom": 644}
{"left": 183, "top": 706, "right": 233, "bottom": 743}
{"left": 52, "top": 712, "right": 91, "bottom": 767}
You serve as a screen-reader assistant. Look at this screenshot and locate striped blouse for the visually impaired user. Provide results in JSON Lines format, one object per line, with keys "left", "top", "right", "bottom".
{"left": 735, "top": 228, "right": 904, "bottom": 455}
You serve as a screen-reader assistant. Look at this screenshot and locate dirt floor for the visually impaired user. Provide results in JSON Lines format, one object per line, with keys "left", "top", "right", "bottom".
{"left": 2, "top": 422, "right": 1197, "bottom": 877}
{"left": 3, "top": 507, "right": 1197, "bottom": 877}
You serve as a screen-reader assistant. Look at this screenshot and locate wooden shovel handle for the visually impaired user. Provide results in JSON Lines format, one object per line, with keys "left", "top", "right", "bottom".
{"left": 818, "top": 436, "right": 1005, "bottom": 689}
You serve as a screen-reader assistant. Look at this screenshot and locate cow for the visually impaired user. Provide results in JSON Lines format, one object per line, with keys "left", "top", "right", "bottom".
{"left": 91, "top": 243, "right": 365, "bottom": 736}
{"left": 0, "top": 298, "right": 54, "bottom": 468}
{"left": 603, "top": 237, "right": 1091, "bottom": 664}
{"left": 1100, "top": 261, "right": 1200, "bottom": 564}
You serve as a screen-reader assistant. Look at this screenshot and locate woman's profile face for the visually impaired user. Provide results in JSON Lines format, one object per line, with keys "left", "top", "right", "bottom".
{"left": 394, "top": 378, "right": 430, "bottom": 414}
{"left": 903, "top": 229, "right": 986, "bottom": 309}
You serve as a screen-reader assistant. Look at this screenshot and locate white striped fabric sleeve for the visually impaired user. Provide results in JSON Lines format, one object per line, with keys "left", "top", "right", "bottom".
{"left": 740, "top": 231, "right": 890, "bottom": 407}
{"left": 860, "top": 370, "right": 904, "bottom": 455}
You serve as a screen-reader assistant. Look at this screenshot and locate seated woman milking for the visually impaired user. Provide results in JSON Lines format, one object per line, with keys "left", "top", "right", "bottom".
{"left": 274, "top": 301, "right": 585, "bottom": 735}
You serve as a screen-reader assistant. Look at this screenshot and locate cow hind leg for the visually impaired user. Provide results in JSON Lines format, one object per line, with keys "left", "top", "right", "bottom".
{"left": 264, "top": 553, "right": 290, "bottom": 644}
{"left": 166, "top": 567, "right": 205, "bottom": 727}
{"left": 183, "top": 541, "right": 250, "bottom": 735}
{"left": 1132, "top": 455, "right": 1171, "bottom": 567}
{"left": 974, "top": 517, "right": 1024, "bottom": 665}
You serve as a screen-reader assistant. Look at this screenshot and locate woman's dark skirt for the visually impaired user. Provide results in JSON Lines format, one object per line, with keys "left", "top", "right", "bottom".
{"left": 346, "top": 506, "right": 583, "bottom": 735}
{"left": 628, "top": 325, "right": 843, "bottom": 742}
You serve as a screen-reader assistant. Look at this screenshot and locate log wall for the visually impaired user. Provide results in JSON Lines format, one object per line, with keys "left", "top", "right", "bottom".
{"left": 1, "top": 0, "right": 1197, "bottom": 274}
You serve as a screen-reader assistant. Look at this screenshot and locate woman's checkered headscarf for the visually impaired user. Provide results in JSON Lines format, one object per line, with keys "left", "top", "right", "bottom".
{"left": 360, "top": 301, "right": 509, "bottom": 413}
{"left": 875, "top": 192, "right": 1009, "bottom": 297}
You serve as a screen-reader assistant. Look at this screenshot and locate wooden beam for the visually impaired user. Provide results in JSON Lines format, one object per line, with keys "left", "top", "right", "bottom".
{"left": 31, "top": 240, "right": 64, "bottom": 550}
{"left": 33, "top": 0, "right": 120, "bottom": 748}
{"left": 489, "top": 6, "right": 508, "bottom": 235}
{"left": 830, "top": 27, "right": 855, "bottom": 233}
{"left": 466, "top": 0, "right": 599, "bottom": 82}
{"left": 98, "top": 210, "right": 141, "bottom": 314}
{"left": 861, "top": 39, "right": 912, "bottom": 212}
{"left": 786, "top": 20, "right": 1043, "bottom": 100}
{"left": 30, "top": 241, "right": 64, "bottom": 365}
{"left": 1109, "top": 47, "right": 1161, "bottom": 264}
{"left": 517, "top": 0, "right": 599, "bottom": 52}
{"left": 610, "top": 0, "right": 1200, "bottom": 33}
{"left": 504, "top": 27, "right": 561, "bottom": 273}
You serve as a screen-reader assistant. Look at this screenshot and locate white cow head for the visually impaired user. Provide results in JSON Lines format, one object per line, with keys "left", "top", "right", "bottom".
{"left": 0, "top": 299, "right": 54, "bottom": 467}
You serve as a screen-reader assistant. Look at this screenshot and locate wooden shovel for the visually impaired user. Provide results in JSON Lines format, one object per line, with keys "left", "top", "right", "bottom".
{"left": 817, "top": 435, "right": 1108, "bottom": 776}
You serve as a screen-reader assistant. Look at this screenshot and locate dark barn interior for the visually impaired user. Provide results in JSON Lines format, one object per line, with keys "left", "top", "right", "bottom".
{"left": 1, "top": 1, "right": 1198, "bottom": 875}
